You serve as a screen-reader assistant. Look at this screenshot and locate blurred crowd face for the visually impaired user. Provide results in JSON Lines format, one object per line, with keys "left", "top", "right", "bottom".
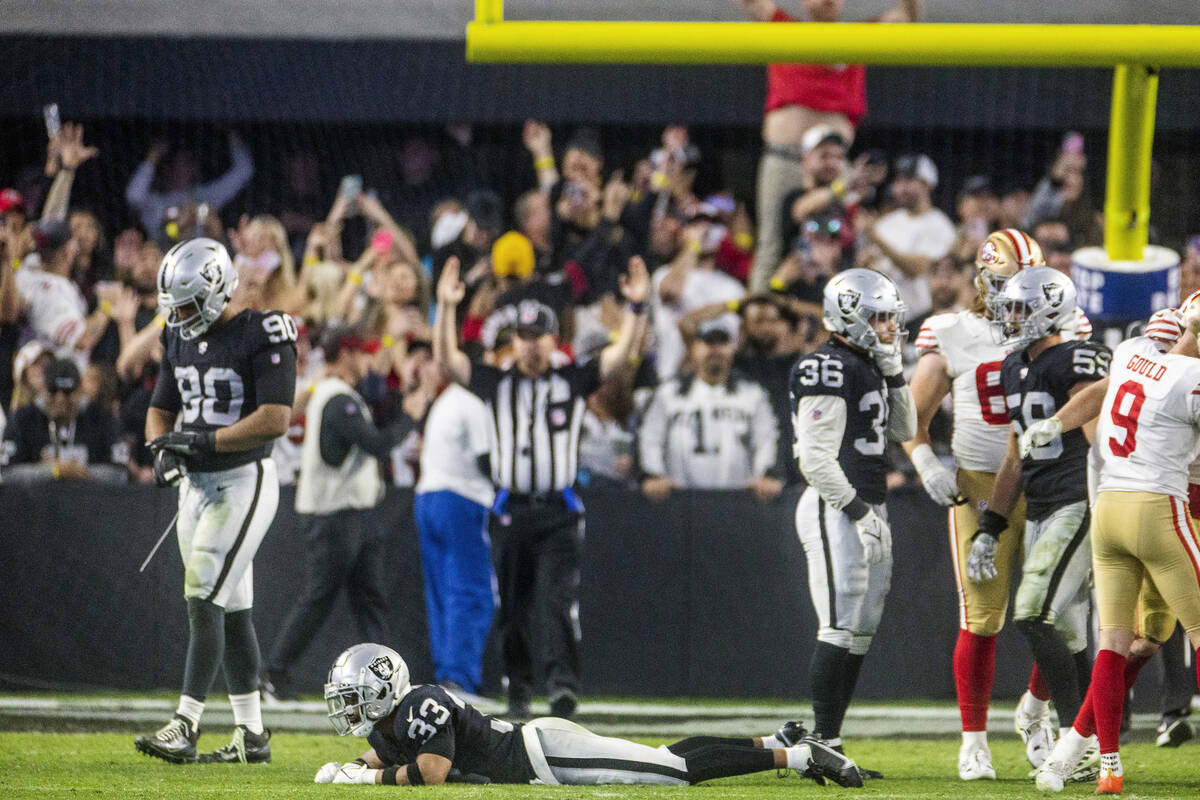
{"left": 69, "top": 211, "right": 101, "bottom": 257}
{"left": 802, "top": 0, "right": 844, "bottom": 22}
{"left": 803, "top": 142, "right": 846, "bottom": 187}
{"left": 928, "top": 257, "right": 968, "bottom": 312}
{"left": 999, "top": 189, "right": 1031, "bottom": 229}
{"left": 132, "top": 242, "right": 163, "bottom": 293}
{"left": 891, "top": 175, "right": 930, "bottom": 212}
{"left": 556, "top": 181, "right": 600, "bottom": 230}
{"left": 692, "top": 337, "right": 735, "bottom": 384}
{"left": 649, "top": 214, "right": 682, "bottom": 261}
{"left": 512, "top": 331, "right": 555, "bottom": 375}
{"left": 517, "top": 191, "right": 551, "bottom": 248}
{"left": 957, "top": 191, "right": 999, "bottom": 225}
{"left": 383, "top": 260, "right": 421, "bottom": 306}
{"left": 45, "top": 382, "right": 80, "bottom": 425}
{"left": 742, "top": 301, "right": 788, "bottom": 354}
{"left": 1033, "top": 221, "right": 1073, "bottom": 273}
{"left": 562, "top": 147, "right": 602, "bottom": 188}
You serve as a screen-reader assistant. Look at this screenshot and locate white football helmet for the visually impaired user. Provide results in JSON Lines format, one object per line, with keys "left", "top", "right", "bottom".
{"left": 324, "top": 644, "right": 410, "bottom": 737}
{"left": 990, "top": 266, "right": 1077, "bottom": 350}
{"left": 157, "top": 237, "right": 238, "bottom": 340}
{"left": 823, "top": 268, "right": 907, "bottom": 357}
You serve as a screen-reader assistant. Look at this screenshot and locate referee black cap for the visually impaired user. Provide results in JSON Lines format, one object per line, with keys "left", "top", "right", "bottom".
{"left": 514, "top": 300, "right": 558, "bottom": 339}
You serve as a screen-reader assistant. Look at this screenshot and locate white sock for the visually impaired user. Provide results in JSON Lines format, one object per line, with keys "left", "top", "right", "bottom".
{"left": 1024, "top": 692, "right": 1050, "bottom": 714}
{"left": 176, "top": 695, "right": 204, "bottom": 730}
{"left": 962, "top": 730, "right": 987, "bottom": 748}
{"left": 1099, "top": 751, "right": 1122, "bottom": 776}
{"left": 229, "top": 691, "right": 264, "bottom": 735}
{"left": 1059, "top": 726, "right": 1073, "bottom": 739}
{"left": 785, "top": 744, "right": 813, "bottom": 770}
{"left": 760, "top": 734, "right": 786, "bottom": 749}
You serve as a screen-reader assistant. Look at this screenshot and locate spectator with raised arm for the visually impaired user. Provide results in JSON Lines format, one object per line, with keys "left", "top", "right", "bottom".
{"left": 739, "top": 0, "right": 921, "bottom": 293}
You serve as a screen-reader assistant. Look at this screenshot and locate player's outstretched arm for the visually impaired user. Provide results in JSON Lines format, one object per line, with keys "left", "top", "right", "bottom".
{"left": 599, "top": 256, "right": 650, "bottom": 380}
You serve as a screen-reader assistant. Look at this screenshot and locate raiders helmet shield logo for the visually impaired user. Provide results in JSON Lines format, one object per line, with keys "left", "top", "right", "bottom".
{"left": 198, "top": 261, "right": 220, "bottom": 285}
{"left": 368, "top": 656, "right": 393, "bottom": 681}
{"left": 837, "top": 289, "right": 861, "bottom": 314}
{"left": 1042, "top": 282, "right": 1065, "bottom": 307}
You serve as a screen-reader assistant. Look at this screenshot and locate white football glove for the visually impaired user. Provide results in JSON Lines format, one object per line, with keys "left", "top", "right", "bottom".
{"left": 1019, "top": 417, "right": 1063, "bottom": 459}
{"left": 966, "top": 533, "right": 998, "bottom": 582}
{"left": 873, "top": 346, "right": 903, "bottom": 378}
{"left": 910, "top": 443, "right": 961, "bottom": 506}
{"left": 332, "top": 761, "right": 379, "bottom": 784}
{"left": 854, "top": 509, "right": 891, "bottom": 565}
{"left": 315, "top": 762, "right": 341, "bottom": 783}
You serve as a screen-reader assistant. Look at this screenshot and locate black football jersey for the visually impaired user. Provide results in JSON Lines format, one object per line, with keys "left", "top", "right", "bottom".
{"left": 367, "top": 685, "right": 531, "bottom": 784}
{"left": 789, "top": 339, "right": 890, "bottom": 504}
{"left": 1001, "top": 339, "right": 1111, "bottom": 520}
{"left": 150, "top": 309, "right": 298, "bottom": 473}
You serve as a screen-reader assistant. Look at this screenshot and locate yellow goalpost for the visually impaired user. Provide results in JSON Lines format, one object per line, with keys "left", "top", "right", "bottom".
{"left": 466, "top": 0, "right": 1200, "bottom": 268}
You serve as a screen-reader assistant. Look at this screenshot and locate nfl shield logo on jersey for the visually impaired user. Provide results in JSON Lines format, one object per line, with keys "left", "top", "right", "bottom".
{"left": 838, "top": 289, "right": 861, "bottom": 314}
{"left": 198, "top": 342, "right": 208, "bottom": 354}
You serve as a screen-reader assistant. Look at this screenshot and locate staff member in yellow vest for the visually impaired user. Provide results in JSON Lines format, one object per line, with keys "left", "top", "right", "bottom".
{"left": 260, "top": 325, "right": 417, "bottom": 702}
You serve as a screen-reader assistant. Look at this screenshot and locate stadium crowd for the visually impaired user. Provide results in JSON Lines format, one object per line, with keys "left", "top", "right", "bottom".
{"left": 0, "top": 113, "right": 1158, "bottom": 492}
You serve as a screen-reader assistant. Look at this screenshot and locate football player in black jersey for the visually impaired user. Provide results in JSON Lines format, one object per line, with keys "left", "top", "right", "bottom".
{"left": 134, "top": 238, "right": 298, "bottom": 765}
{"left": 789, "top": 268, "right": 917, "bottom": 778}
{"left": 313, "top": 644, "right": 863, "bottom": 787}
{"left": 971, "top": 266, "right": 1110, "bottom": 771}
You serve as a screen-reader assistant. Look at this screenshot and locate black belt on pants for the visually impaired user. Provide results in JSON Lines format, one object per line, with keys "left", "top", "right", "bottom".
{"left": 504, "top": 491, "right": 567, "bottom": 509}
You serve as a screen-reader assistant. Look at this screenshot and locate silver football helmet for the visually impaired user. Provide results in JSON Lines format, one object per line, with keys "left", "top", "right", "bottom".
{"left": 823, "top": 268, "right": 907, "bottom": 357}
{"left": 990, "top": 266, "right": 1077, "bottom": 350}
{"left": 157, "top": 237, "right": 238, "bottom": 340}
{"left": 324, "top": 644, "right": 410, "bottom": 737}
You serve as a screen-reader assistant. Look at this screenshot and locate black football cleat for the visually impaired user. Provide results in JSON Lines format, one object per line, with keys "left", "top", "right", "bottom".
{"left": 775, "top": 720, "right": 808, "bottom": 747}
{"left": 135, "top": 714, "right": 198, "bottom": 764}
{"left": 198, "top": 725, "right": 271, "bottom": 764}
{"left": 802, "top": 736, "right": 863, "bottom": 788}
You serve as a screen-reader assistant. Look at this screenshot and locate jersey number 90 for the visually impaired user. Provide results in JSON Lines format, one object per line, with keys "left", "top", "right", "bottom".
{"left": 176, "top": 366, "right": 244, "bottom": 426}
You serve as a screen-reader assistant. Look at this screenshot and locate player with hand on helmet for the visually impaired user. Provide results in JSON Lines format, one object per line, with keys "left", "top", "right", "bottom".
{"left": 969, "top": 267, "right": 1110, "bottom": 785}
{"left": 314, "top": 643, "right": 864, "bottom": 788}
{"left": 903, "top": 230, "right": 1091, "bottom": 780}
{"left": 788, "top": 268, "right": 916, "bottom": 780}
{"left": 134, "top": 238, "right": 298, "bottom": 765}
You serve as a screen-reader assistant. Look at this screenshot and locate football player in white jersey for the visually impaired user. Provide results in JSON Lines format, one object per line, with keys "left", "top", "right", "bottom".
{"left": 903, "top": 230, "right": 1091, "bottom": 780}
{"left": 1020, "top": 304, "right": 1200, "bottom": 794}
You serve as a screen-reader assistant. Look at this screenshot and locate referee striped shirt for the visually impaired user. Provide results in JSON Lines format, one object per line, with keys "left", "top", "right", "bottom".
{"left": 467, "top": 359, "right": 602, "bottom": 494}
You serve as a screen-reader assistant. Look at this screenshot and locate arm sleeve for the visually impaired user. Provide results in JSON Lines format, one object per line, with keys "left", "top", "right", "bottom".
{"left": 913, "top": 320, "right": 941, "bottom": 355}
{"left": 886, "top": 385, "right": 918, "bottom": 442}
{"left": 793, "top": 395, "right": 859, "bottom": 511}
{"left": 149, "top": 349, "right": 181, "bottom": 413}
{"left": 196, "top": 134, "right": 255, "bottom": 211}
{"left": 252, "top": 345, "right": 298, "bottom": 406}
{"left": 751, "top": 387, "right": 779, "bottom": 478}
{"left": 417, "top": 726, "right": 456, "bottom": 763}
{"left": 320, "top": 394, "right": 415, "bottom": 463}
{"left": 637, "top": 387, "right": 670, "bottom": 478}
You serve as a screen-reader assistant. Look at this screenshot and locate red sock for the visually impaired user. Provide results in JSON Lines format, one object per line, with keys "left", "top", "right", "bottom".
{"left": 953, "top": 630, "right": 996, "bottom": 732}
{"left": 1074, "top": 651, "right": 1150, "bottom": 737}
{"left": 1028, "top": 662, "right": 1051, "bottom": 701}
{"left": 1092, "top": 649, "right": 1127, "bottom": 753}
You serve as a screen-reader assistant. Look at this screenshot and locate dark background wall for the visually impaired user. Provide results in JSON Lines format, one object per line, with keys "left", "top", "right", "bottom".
{"left": 0, "top": 484, "right": 1031, "bottom": 701}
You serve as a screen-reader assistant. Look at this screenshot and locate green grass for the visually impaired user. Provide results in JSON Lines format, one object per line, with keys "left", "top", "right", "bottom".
{"left": 2, "top": 732, "right": 1198, "bottom": 799}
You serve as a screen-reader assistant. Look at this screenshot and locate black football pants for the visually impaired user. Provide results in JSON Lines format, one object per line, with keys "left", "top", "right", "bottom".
{"left": 491, "top": 499, "right": 583, "bottom": 704}
{"left": 268, "top": 509, "right": 388, "bottom": 682}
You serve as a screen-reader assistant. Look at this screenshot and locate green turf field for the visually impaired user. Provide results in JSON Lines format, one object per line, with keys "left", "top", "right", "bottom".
{"left": 2, "top": 732, "right": 1198, "bottom": 799}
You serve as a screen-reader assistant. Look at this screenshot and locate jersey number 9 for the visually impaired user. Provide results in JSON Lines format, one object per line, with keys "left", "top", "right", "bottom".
{"left": 1107, "top": 379, "right": 1145, "bottom": 458}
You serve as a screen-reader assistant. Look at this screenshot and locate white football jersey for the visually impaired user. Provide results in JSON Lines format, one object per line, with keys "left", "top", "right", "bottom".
{"left": 15, "top": 266, "right": 87, "bottom": 351}
{"left": 915, "top": 306, "right": 1091, "bottom": 472}
{"left": 1095, "top": 336, "right": 1200, "bottom": 500}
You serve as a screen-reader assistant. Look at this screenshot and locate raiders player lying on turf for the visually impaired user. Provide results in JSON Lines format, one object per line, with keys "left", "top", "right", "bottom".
{"left": 313, "top": 644, "right": 862, "bottom": 788}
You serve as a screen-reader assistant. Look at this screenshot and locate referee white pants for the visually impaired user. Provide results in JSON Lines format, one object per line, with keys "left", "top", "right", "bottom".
{"left": 176, "top": 459, "right": 279, "bottom": 612}
{"left": 795, "top": 488, "right": 892, "bottom": 653}
{"left": 522, "top": 718, "right": 689, "bottom": 785}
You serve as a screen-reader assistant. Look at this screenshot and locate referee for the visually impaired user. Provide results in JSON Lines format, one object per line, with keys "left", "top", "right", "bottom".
{"left": 433, "top": 255, "right": 649, "bottom": 720}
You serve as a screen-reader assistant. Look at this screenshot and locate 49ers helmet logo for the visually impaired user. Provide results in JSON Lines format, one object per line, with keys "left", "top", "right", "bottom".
{"left": 978, "top": 240, "right": 999, "bottom": 264}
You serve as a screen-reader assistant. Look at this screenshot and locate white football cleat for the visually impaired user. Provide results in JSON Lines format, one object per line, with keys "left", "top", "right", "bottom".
{"left": 1014, "top": 691, "right": 1056, "bottom": 767}
{"left": 1034, "top": 757, "right": 1072, "bottom": 793}
{"left": 958, "top": 741, "right": 996, "bottom": 781}
{"left": 1069, "top": 736, "right": 1099, "bottom": 783}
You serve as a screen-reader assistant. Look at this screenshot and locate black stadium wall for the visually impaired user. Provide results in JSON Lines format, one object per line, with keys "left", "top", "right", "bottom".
{"left": 3, "top": 483, "right": 1052, "bottom": 701}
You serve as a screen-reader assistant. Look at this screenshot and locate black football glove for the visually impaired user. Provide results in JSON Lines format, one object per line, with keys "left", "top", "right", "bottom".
{"left": 149, "top": 430, "right": 217, "bottom": 458}
{"left": 152, "top": 448, "right": 187, "bottom": 487}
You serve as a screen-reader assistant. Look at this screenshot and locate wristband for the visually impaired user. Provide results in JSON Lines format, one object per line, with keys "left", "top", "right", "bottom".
{"left": 533, "top": 155, "right": 555, "bottom": 171}
{"left": 381, "top": 334, "right": 396, "bottom": 348}
{"left": 725, "top": 299, "right": 740, "bottom": 314}
{"left": 734, "top": 232, "right": 755, "bottom": 251}
{"left": 348, "top": 270, "right": 363, "bottom": 286}
{"left": 155, "top": 314, "right": 167, "bottom": 329}
{"left": 100, "top": 299, "right": 114, "bottom": 318}
{"left": 843, "top": 497, "right": 870, "bottom": 522}
{"left": 381, "top": 766, "right": 400, "bottom": 785}
{"left": 769, "top": 277, "right": 787, "bottom": 292}
{"left": 885, "top": 373, "right": 906, "bottom": 388}
{"left": 976, "top": 509, "right": 1008, "bottom": 539}
{"left": 830, "top": 178, "right": 847, "bottom": 198}
{"left": 406, "top": 763, "right": 425, "bottom": 786}
{"left": 12, "top": 257, "right": 22, "bottom": 272}
{"left": 52, "top": 463, "right": 61, "bottom": 480}
{"left": 302, "top": 254, "right": 320, "bottom": 267}
{"left": 685, "top": 240, "right": 702, "bottom": 255}
{"left": 626, "top": 301, "right": 647, "bottom": 315}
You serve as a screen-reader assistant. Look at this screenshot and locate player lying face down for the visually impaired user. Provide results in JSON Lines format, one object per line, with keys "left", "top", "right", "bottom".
{"left": 313, "top": 644, "right": 864, "bottom": 788}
